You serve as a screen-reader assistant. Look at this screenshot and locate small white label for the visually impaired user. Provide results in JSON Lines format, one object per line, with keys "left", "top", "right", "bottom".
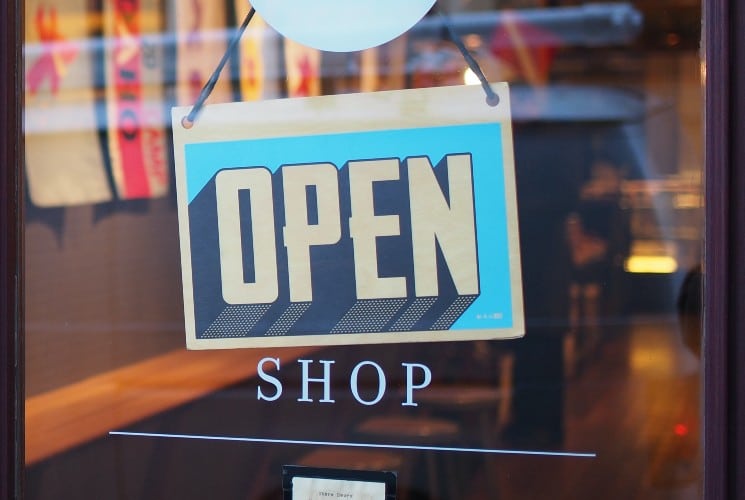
{"left": 292, "top": 477, "right": 386, "bottom": 500}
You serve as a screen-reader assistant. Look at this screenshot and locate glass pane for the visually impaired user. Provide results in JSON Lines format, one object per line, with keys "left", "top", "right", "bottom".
{"left": 24, "top": 0, "right": 703, "bottom": 498}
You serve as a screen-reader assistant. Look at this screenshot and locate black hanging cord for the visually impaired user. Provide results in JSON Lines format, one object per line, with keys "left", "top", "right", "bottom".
{"left": 182, "top": 7, "right": 257, "bottom": 128}
{"left": 435, "top": 5, "right": 499, "bottom": 106}
{"left": 181, "top": 4, "right": 499, "bottom": 127}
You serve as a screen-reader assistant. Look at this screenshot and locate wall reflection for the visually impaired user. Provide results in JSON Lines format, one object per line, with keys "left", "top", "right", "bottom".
{"left": 24, "top": 0, "right": 703, "bottom": 498}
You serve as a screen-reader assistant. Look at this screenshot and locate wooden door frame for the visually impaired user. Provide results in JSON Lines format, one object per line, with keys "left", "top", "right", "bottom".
{"left": 0, "top": 0, "right": 23, "bottom": 498}
{"left": 704, "top": 0, "right": 745, "bottom": 498}
{"left": 1, "top": 0, "right": 744, "bottom": 498}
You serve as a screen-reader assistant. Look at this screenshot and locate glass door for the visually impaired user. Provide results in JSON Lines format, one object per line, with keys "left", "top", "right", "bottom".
{"left": 11, "top": 0, "right": 727, "bottom": 498}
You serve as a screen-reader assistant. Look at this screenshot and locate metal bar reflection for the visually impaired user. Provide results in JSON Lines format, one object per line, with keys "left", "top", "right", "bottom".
{"left": 411, "top": 3, "right": 643, "bottom": 46}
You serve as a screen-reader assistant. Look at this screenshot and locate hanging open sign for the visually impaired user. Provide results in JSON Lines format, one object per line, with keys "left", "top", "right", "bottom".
{"left": 172, "top": 84, "right": 524, "bottom": 349}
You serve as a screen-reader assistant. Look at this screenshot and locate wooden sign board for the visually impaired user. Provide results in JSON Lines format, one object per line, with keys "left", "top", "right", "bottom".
{"left": 172, "top": 84, "right": 524, "bottom": 349}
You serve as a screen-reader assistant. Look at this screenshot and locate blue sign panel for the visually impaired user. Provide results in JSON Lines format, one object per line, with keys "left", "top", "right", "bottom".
{"left": 172, "top": 85, "right": 524, "bottom": 348}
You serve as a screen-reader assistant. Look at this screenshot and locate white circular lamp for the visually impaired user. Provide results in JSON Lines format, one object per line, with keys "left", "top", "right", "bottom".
{"left": 249, "top": 0, "right": 436, "bottom": 52}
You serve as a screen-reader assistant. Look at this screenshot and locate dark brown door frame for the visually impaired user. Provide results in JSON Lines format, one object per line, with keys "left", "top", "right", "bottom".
{"left": 0, "top": 0, "right": 743, "bottom": 498}
{"left": 0, "top": 0, "right": 23, "bottom": 498}
{"left": 0, "top": 0, "right": 22, "bottom": 498}
{"left": 704, "top": 0, "right": 745, "bottom": 498}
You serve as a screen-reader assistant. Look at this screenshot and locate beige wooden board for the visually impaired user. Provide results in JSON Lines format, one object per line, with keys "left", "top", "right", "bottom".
{"left": 172, "top": 84, "right": 524, "bottom": 349}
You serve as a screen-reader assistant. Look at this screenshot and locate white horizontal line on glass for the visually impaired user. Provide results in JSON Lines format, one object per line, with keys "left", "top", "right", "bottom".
{"left": 109, "top": 431, "right": 597, "bottom": 458}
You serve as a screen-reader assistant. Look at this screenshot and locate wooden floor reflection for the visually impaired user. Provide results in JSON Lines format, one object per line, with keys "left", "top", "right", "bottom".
{"left": 463, "top": 314, "right": 702, "bottom": 500}
{"left": 25, "top": 314, "right": 703, "bottom": 500}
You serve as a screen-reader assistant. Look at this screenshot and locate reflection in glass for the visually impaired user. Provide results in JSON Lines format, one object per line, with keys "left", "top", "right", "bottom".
{"left": 24, "top": 0, "right": 703, "bottom": 498}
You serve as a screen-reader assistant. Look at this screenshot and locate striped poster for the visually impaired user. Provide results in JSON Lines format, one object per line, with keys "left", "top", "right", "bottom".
{"left": 359, "top": 36, "right": 408, "bottom": 93}
{"left": 103, "top": 0, "right": 169, "bottom": 200}
{"left": 24, "top": 0, "right": 113, "bottom": 207}
{"left": 283, "top": 38, "right": 321, "bottom": 98}
{"left": 233, "top": 1, "right": 280, "bottom": 101}
{"left": 359, "top": 47, "right": 380, "bottom": 93}
{"left": 168, "top": 0, "right": 232, "bottom": 106}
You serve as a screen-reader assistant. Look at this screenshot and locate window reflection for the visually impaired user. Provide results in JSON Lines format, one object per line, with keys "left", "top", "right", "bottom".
{"left": 24, "top": 0, "right": 703, "bottom": 498}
